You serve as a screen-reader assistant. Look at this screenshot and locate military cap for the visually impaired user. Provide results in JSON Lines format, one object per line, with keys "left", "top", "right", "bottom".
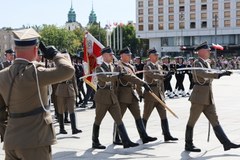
{"left": 5, "top": 49, "right": 14, "bottom": 54}
{"left": 119, "top": 47, "right": 132, "bottom": 55}
{"left": 101, "top": 46, "right": 114, "bottom": 54}
{"left": 194, "top": 41, "right": 210, "bottom": 51}
{"left": 188, "top": 57, "right": 195, "bottom": 61}
{"left": 147, "top": 48, "right": 159, "bottom": 55}
{"left": 161, "top": 55, "right": 170, "bottom": 60}
{"left": 135, "top": 56, "right": 141, "bottom": 59}
{"left": 12, "top": 28, "right": 40, "bottom": 46}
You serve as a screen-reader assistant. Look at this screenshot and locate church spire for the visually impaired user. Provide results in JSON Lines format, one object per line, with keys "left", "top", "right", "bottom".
{"left": 67, "top": 0, "right": 76, "bottom": 22}
{"left": 88, "top": 1, "right": 97, "bottom": 25}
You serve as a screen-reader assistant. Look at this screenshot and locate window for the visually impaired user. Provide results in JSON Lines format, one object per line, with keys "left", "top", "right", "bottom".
{"left": 139, "top": 25, "right": 144, "bottom": 31}
{"left": 213, "top": 3, "right": 218, "bottom": 10}
{"left": 201, "top": 0, "right": 207, "bottom": 2}
{"left": 224, "top": 20, "right": 230, "bottom": 27}
{"left": 148, "top": 16, "right": 154, "bottom": 23}
{"left": 179, "top": 22, "right": 185, "bottom": 29}
{"left": 148, "top": 24, "right": 154, "bottom": 31}
{"left": 237, "top": 2, "right": 240, "bottom": 9}
{"left": 213, "top": 12, "right": 218, "bottom": 18}
{"left": 179, "top": 6, "right": 185, "bottom": 12}
{"left": 169, "top": 0, "right": 174, "bottom": 5}
{"left": 190, "top": 5, "right": 195, "bottom": 12}
{"left": 237, "top": 10, "right": 240, "bottom": 17}
{"left": 158, "top": 15, "right": 164, "bottom": 22}
{"left": 201, "top": 4, "right": 207, "bottom": 10}
{"left": 169, "top": 15, "right": 174, "bottom": 21}
{"left": 201, "top": 21, "right": 207, "bottom": 28}
{"left": 158, "top": 23, "right": 164, "bottom": 30}
{"left": 190, "top": 13, "right": 195, "bottom": 20}
{"left": 179, "top": 13, "right": 184, "bottom": 21}
{"left": 138, "top": 17, "right": 143, "bottom": 23}
{"left": 201, "top": 13, "right": 207, "bottom": 19}
{"left": 190, "top": 22, "right": 196, "bottom": 28}
{"left": 148, "top": 0, "right": 153, "bottom": 7}
{"left": 158, "top": 8, "right": 163, "bottom": 14}
{"left": 224, "top": 11, "right": 231, "bottom": 18}
{"left": 169, "top": 7, "right": 174, "bottom": 13}
{"left": 224, "top": 2, "right": 230, "bottom": 9}
{"left": 179, "top": 0, "right": 184, "bottom": 4}
{"left": 236, "top": 19, "right": 240, "bottom": 27}
{"left": 138, "top": 9, "right": 143, "bottom": 15}
{"left": 212, "top": 20, "right": 218, "bottom": 27}
{"left": 138, "top": 1, "right": 143, "bottom": 8}
{"left": 190, "top": 0, "right": 195, "bottom": 3}
{"left": 169, "top": 23, "right": 174, "bottom": 30}
{"left": 158, "top": 0, "right": 163, "bottom": 5}
{"left": 148, "top": 8, "right": 153, "bottom": 15}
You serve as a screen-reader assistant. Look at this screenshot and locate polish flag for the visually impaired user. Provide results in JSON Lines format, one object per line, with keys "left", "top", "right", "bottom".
{"left": 83, "top": 32, "right": 104, "bottom": 90}
{"left": 212, "top": 43, "right": 224, "bottom": 50}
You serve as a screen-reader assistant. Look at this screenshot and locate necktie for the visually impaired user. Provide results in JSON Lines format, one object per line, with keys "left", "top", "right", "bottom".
{"left": 108, "top": 65, "right": 112, "bottom": 72}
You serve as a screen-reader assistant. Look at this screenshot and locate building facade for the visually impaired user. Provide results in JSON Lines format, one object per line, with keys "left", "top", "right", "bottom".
{"left": 136, "top": 0, "right": 240, "bottom": 56}
{"left": 0, "top": 28, "right": 14, "bottom": 61}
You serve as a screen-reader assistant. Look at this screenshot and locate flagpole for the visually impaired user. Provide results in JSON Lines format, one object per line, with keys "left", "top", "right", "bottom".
{"left": 113, "top": 26, "right": 116, "bottom": 52}
{"left": 117, "top": 25, "right": 119, "bottom": 50}
{"left": 120, "top": 25, "right": 123, "bottom": 50}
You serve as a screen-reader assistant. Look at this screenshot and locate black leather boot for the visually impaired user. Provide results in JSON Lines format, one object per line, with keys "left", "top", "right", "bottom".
{"left": 135, "top": 119, "right": 157, "bottom": 144}
{"left": 185, "top": 125, "right": 201, "bottom": 152}
{"left": 70, "top": 113, "right": 82, "bottom": 134}
{"left": 64, "top": 112, "right": 70, "bottom": 123}
{"left": 118, "top": 123, "right": 139, "bottom": 148}
{"left": 142, "top": 118, "right": 147, "bottom": 129}
{"left": 59, "top": 114, "right": 67, "bottom": 134}
{"left": 113, "top": 122, "right": 122, "bottom": 145}
{"left": 213, "top": 125, "right": 240, "bottom": 151}
{"left": 92, "top": 124, "right": 106, "bottom": 149}
{"left": 161, "top": 119, "right": 178, "bottom": 141}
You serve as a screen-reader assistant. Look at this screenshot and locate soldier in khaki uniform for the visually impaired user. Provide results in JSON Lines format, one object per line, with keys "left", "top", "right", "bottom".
{"left": 143, "top": 48, "right": 178, "bottom": 142}
{"left": 113, "top": 47, "right": 157, "bottom": 145}
{"left": 185, "top": 41, "right": 240, "bottom": 152}
{"left": 0, "top": 49, "right": 15, "bottom": 70}
{"left": 55, "top": 52, "right": 82, "bottom": 135}
{"left": 0, "top": 28, "right": 75, "bottom": 160}
{"left": 92, "top": 46, "right": 139, "bottom": 149}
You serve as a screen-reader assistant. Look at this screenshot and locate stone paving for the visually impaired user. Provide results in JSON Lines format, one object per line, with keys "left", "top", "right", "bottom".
{"left": 1, "top": 72, "right": 240, "bottom": 159}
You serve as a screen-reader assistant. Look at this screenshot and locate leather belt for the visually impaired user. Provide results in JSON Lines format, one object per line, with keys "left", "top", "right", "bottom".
{"left": 194, "top": 83, "right": 210, "bottom": 86}
{"left": 9, "top": 107, "right": 45, "bottom": 118}
{"left": 97, "top": 85, "right": 113, "bottom": 90}
{"left": 61, "top": 81, "right": 73, "bottom": 84}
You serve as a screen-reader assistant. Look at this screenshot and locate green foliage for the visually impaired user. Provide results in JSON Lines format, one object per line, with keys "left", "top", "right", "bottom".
{"left": 87, "top": 23, "right": 107, "bottom": 46}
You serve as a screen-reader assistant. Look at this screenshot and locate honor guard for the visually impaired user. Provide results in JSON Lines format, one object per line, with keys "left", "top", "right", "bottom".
{"left": 134, "top": 56, "right": 144, "bottom": 79}
{"left": 0, "top": 28, "right": 75, "bottom": 160}
{"left": 113, "top": 47, "right": 157, "bottom": 145}
{"left": 92, "top": 46, "right": 139, "bottom": 149}
{"left": 186, "top": 57, "right": 195, "bottom": 96}
{"left": 0, "top": 49, "right": 15, "bottom": 70}
{"left": 174, "top": 56, "right": 186, "bottom": 97}
{"left": 142, "top": 48, "right": 178, "bottom": 141}
{"left": 185, "top": 41, "right": 240, "bottom": 152}
{"left": 161, "top": 56, "right": 175, "bottom": 98}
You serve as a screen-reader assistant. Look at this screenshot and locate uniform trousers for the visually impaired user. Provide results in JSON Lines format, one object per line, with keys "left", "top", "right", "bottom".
{"left": 57, "top": 96, "right": 75, "bottom": 114}
{"left": 94, "top": 102, "right": 123, "bottom": 126}
{"left": 119, "top": 102, "right": 141, "bottom": 120}
{"left": 187, "top": 103, "right": 219, "bottom": 127}
{"left": 143, "top": 101, "right": 167, "bottom": 120}
{"left": 5, "top": 146, "right": 51, "bottom": 160}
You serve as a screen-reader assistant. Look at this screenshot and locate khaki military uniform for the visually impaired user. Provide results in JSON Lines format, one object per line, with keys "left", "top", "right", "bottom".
{"left": 0, "top": 54, "right": 75, "bottom": 160}
{"left": 187, "top": 58, "right": 220, "bottom": 127}
{"left": 0, "top": 61, "right": 12, "bottom": 70}
{"left": 115, "top": 61, "right": 145, "bottom": 119}
{"left": 143, "top": 62, "right": 167, "bottom": 120}
{"left": 93, "top": 62, "right": 123, "bottom": 125}
{"left": 55, "top": 75, "right": 78, "bottom": 114}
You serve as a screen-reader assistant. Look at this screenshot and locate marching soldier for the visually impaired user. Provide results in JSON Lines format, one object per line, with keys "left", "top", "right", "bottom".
{"left": 143, "top": 48, "right": 178, "bottom": 142}
{"left": 113, "top": 47, "right": 157, "bottom": 145}
{"left": 185, "top": 41, "right": 240, "bottom": 152}
{"left": 55, "top": 52, "right": 82, "bottom": 135}
{"left": 0, "top": 28, "right": 75, "bottom": 160}
{"left": 92, "top": 46, "right": 139, "bottom": 149}
{"left": 174, "top": 56, "right": 186, "bottom": 97}
{"left": 134, "top": 56, "right": 144, "bottom": 79}
{"left": 161, "top": 56, "right": 174, "bottom": 98}
{"left": 0, "top": 49, "right": 15, "bottom": 70}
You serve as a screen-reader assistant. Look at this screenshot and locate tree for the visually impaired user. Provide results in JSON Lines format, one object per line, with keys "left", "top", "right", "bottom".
{"left": 40, "top": 25, "right": 81, "bottom": 55}
{"left": 86, "top": 23, "right": 107, "bottom": 46}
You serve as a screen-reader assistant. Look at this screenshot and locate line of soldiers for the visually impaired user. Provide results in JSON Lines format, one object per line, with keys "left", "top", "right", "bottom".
{"left": 92, "top": 46, "right": 178, "bottom": 149}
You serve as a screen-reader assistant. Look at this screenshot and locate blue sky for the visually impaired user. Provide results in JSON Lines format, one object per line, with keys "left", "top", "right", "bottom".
{"left": 0, "top": 0, "right": 135, "bottom": 28}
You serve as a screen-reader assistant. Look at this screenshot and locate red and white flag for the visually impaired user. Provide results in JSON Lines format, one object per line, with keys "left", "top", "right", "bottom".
{"left": 83, "top": 32, "right": 104, "bottom": 90}
{"left": 212, "top": 43, "right": 224, "bottom": 50}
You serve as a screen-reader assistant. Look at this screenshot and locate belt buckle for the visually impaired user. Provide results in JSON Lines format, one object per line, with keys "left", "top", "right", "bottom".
{"left": 66, "top": 81, "right": 69, "bottom": 84}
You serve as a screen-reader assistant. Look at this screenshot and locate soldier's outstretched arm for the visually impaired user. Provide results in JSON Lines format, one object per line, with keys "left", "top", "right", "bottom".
{"left": 143, "top": 65, "right": 164, "bottom": 80}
